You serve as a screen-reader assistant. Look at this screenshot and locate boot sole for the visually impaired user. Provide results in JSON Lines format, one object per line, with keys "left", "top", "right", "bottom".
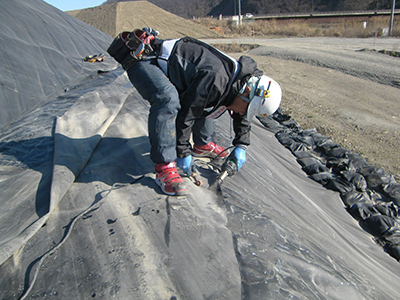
{"left": 155, "top": 177, "right": 189, "bottom": 196}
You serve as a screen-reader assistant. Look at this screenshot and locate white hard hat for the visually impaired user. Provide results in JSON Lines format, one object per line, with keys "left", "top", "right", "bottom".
{"left": 242, "top": 75, "right": 282, "bottom": 121}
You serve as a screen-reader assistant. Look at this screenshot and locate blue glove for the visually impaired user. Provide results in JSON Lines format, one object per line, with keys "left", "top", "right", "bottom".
{"left": 231, "top": 145, "right": 247, "bottom": 170}
{"left": 176, "top": 155, "right": 193, "bottom": 176}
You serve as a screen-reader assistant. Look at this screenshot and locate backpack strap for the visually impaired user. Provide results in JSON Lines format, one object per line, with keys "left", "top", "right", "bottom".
{"left": 156, "top": 39, "right": 179, "bottom": 75}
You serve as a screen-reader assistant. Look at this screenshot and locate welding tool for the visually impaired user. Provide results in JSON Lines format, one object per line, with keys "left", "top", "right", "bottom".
{"left": 218, "top": 157, "right": 238, "bottom": 183}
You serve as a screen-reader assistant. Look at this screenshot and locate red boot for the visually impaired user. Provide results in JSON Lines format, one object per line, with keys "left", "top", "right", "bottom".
{"left": 193, "top": 142, "right": 228, "bottom": 158}
{"left": 155, "top": 162, "right": 188, "bottom": 196}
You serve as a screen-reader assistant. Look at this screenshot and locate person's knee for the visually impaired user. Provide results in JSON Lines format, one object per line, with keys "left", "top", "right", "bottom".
{"left": 150, "top": 85, "right": 180, "bottom": 114}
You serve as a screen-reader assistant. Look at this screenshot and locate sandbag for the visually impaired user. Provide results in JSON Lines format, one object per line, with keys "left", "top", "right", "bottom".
{"left": 342, "top": 191, "right": 372, "bottom": 208}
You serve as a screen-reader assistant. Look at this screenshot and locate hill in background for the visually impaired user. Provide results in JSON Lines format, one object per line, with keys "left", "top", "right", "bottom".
{"left": 67, "top": 1, "right": 222, "bottom": 39}
{"left": 102, "top": 0, "right": 399, "bottom": 19}
{"left": 103, "top": 0, "right": 221, "bottom": 19}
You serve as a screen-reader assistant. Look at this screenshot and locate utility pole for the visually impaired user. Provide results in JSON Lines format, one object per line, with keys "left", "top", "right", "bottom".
{"left": 238, "top": 0, "right": 242, "bottom": 25}
{"left": 389, "top": 0, "right": 396, "bottom": 36}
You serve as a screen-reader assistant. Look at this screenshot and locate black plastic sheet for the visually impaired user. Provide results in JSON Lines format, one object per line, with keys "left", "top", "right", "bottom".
{"left": 1, "top": 1, "right": 400, "bottom": 299}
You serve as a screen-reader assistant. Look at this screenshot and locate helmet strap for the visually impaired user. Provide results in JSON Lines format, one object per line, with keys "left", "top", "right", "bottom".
{"left": 238, "top": 94, "right": 251, "bottom": 103}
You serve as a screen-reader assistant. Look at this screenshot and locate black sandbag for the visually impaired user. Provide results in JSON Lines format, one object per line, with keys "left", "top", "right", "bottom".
{"left": 302, "top": 162, "right": 329, "bottom": 175}
{"left": 365, "top": 174, "right": 395, "bottom": 191}
{"left": 327, "top": 146, "right": 350, "bottom": 158}
{"left": 275, "top": 130, "right": 292, "bottom": 144}
{"left": 316, "top": 139, "right": 339, "bottom": 155}
{"left": 257, "top": 116, "right": 285, "bottom": 133}
{"left": 297, "top": 157, "right": 321, "bottom": 168}
{"left": 367, "top": 189, "right": 389, "bottom": 202}
{"left": 349, "top": 202, "right": 399, "bottom": 221}
{"left": 351, "top": 173, "right": 368, "bottom": 192}
{"left": 346, "top": 153, "right": 371, "bottom": 170}
{"left": 341, "top": 171, "right": 367, "bottom": 192}
{"left": 275, "top": 135, "right": 295, "bottom": 149}
{"left": 275, "top": 134, "right": 292, "bottom": 145}
{"left": 362, "top": 215, "right": 397, "bottom": 237}
{"left": 358, "top": 166, "right": 395, "bottom": 192}
{"left": 300, "top": 128, "right": 318, "bottom": 135}
{"left": 297, "top": 156, "right": 329, "bottom": 175}
{"left": 292, "top": 150, "right": 313, "bottom": 158}
{"left": 375, "top": 203, "right": 400, "bottom": 218}
{"left": 293, "top": 135, "right": 315, "bottom": 148}
{"left": 341, "top": 191, "right": 372, "bottom": 208}
{"left": 280, "top": 138, "right": 298, "bottom": 151}
{"left": 309, "top": 131, "right": 327, "bottom": 144}
{"left": 289, "top": 142, "right": 309, "bottom": 153}
{"left": 309, "top": 172, "right": 334, "bottom": 185}
{"left": 347, "top": 201, "right": 379, "bottom": 220}
{"left": 386, "top": 244, "right": 400, "bottom": 261}
{"left": 293, "top": 129, "right": 316, "bottom": 148}
{"left": 327, "top": 157, "right": 356, "bottom": 173}
{"left": 382, "top": 183, "right": 400, "bottom": 206}
{"left": 324, "top": 178, "right": 355, "bottom": 194}
{"left": 358, "top": 166, "right": 386, "bottom": 177}
{"left": 271, "top": 107, "right": 291, "bottom": 123}
{"left": 280, "top": 119, "right": 301, "bottom": 129}
{"left": 384, "top": 228, "right": 400, "bottom": 245}
{"left": 313, "top": 135, "right": 331, "bottom": 147}
{"left": 359, "top": 166, "right": 393, "bottom": 180}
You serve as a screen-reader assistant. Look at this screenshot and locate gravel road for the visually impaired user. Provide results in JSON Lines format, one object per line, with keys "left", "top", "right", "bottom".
{"left": 204, "top": 37, "right": 400, "bottom": 179}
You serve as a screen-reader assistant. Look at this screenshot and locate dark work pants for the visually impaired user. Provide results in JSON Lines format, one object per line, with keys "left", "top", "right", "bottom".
{"left": 127, "top": 59, "right": 213, "bottom": 164}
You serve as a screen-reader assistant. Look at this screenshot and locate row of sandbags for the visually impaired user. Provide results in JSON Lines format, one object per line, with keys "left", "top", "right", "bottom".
{"left": 258, "top": 110, "right": 400, "bottom": 261}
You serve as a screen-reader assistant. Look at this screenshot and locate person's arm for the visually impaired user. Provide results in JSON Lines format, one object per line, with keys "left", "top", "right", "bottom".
{"left": 222, "top": 112, "right": 250, "bottom": 172}
{"left": 231, "top": 112, "right": 251, "bottom": 147}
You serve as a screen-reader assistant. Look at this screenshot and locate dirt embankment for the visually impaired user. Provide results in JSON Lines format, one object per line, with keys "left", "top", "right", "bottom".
{"left": 67, "top": 1, "right": 222, "bottom": 39}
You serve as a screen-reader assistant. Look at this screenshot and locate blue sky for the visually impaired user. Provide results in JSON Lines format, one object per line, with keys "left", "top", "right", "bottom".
{"left": 43, "top": 0, "right": 105, "bottom": 11}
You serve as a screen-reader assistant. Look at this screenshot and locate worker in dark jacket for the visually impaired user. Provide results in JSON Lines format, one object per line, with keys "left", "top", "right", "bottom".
{"left": 108, "top": 29, "right": 281, "bottom": 196}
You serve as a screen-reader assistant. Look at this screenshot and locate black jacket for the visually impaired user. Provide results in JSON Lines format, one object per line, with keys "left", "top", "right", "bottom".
{"left": 163, "top": 37, "right": 262, "bottom": 158}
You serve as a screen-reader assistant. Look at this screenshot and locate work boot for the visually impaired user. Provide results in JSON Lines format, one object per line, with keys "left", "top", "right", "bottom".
{"left": 155, "top": 162, "right": 188, "bottom": 196}
{"left": 193, "top": 142, "right": 228, "bottom": 158}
